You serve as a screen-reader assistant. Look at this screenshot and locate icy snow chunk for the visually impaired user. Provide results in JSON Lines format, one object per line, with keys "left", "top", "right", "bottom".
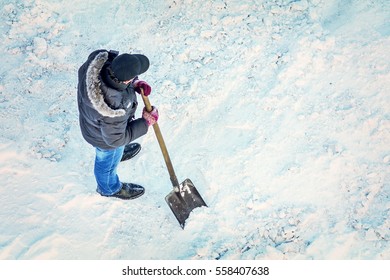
{"left": 200, "top": 30, "right": 215, "bottom": 39}
{"left": 178, "top": 75, "right": 189, "bottom": 84}
{"left": 3, "top": 3, "right": 15, "bottom": 14}
{"left": 290, "top": 0, "right": 309, "bottom": 11}
{"left": 33, "top": 37, "right": 48, "bottom": 58}
{"left": 211, "top": 16, "right": 218, "bottom": 26}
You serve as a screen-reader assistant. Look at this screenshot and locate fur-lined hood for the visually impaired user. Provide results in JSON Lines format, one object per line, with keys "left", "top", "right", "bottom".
{"left": 85, "top": 51, "right": 126, "bottom": 118}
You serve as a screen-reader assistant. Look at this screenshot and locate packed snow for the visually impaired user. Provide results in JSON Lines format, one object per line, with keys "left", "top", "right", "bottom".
{"left": 0, "top": 0, "right": 389, "bottom": 260}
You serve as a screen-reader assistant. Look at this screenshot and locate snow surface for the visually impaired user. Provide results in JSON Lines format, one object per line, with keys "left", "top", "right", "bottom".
{"left": 0, "top": 0, "right": 389, "bottom": 260}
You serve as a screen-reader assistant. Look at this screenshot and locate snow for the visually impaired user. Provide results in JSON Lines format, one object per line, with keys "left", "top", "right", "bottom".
{"left": 0, "top": 0, "right": 389, "bottom": 260}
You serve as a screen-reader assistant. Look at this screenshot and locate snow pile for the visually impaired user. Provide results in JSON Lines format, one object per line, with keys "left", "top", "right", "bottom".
{"left": 0, "top": 0, "right": 389, "bottom": 259}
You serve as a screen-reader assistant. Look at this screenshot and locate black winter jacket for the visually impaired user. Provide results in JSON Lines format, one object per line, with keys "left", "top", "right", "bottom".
{"left": 77, "top": 50, "right": 148, "bottom": 149}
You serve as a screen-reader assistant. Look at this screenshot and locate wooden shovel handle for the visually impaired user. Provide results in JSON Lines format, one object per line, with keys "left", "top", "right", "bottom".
{"left": 140, "top": 89, "right": 180, "bottom": 188}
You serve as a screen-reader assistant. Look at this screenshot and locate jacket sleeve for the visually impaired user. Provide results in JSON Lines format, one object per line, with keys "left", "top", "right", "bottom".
{"left": 100, "top": 117, "right": 148, "bottom": 148}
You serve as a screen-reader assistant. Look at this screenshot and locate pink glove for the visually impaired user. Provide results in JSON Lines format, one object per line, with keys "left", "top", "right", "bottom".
{"left": 134, "top": 80, "right": 152, "bottom": 96}
{"left": 142, "top": 106, "right": 159, "bottom": 126}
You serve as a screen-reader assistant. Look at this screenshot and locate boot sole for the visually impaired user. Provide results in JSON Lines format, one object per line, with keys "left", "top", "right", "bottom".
{"left": 112, "top": 188, "right": 145, "bottom": 200}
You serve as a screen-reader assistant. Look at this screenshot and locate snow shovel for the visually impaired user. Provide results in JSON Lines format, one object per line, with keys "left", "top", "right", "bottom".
{"left": 140, "top": 89, "right": 207, "bottom": 228}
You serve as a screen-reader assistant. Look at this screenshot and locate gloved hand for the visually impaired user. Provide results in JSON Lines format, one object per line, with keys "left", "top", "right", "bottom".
{"left": 133, "top": 80, "right": 152, "bottom": 96}
{"left": 142, "top": 106, "right": 159, "bottom": 126}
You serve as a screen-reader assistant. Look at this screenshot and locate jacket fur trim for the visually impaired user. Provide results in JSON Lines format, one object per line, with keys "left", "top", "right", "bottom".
{"left": 86, "top": 51, "right": 126, "bottom": 118}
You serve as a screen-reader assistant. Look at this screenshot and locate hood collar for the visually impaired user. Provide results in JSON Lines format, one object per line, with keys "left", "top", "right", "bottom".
{"left": 85, "top": 51, "right": 126, "bottom": 118}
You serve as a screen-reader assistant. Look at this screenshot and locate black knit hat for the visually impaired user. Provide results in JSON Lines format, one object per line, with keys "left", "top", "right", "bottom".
{"left": 110, "top": 54, "right": 150, "bottom": 81}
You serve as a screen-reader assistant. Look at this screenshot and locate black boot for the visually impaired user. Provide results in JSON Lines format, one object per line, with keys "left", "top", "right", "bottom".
{"left": 110, "top": 183, "right": 145, "bottom": 200}
{"left": 121, "top": 143, "right": 141, "bottom": 162}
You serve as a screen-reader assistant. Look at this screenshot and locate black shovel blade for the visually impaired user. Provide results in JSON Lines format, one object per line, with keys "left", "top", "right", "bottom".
{"left": 165, "top": 178, "right": 207, "bottom": 229}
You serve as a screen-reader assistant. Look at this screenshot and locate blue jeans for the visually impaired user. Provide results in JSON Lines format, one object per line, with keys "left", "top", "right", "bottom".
{"left": 94, "top": 146, "right": 125, "bottom": 196}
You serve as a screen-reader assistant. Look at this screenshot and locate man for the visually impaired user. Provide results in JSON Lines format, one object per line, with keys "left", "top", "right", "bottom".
{"left": 77, "top": 49, "right": 158, "bottom": 200}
